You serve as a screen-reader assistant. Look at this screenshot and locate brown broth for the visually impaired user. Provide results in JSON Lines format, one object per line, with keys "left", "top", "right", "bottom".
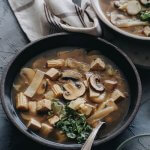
{"left": 12, "top": 48, "right": 130, "bottom": 143}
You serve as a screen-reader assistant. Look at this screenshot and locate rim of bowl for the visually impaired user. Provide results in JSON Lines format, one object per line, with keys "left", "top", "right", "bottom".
{"left": 116, "top": 134, "right": 150, "bottom": 150}
{"left": 91, "top": 0, "right": 150, "bottom": 41}
{"left": 0, "top": 33, "right": 142, "bottom": 149}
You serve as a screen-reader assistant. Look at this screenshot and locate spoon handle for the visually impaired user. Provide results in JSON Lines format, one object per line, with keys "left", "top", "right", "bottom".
{"left": 81, "top": 122, "right": 105, "bottom": 150}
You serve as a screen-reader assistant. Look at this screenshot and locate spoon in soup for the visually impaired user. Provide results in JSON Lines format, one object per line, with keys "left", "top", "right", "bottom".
{"left": 81, "top": 121, "right": 105, "bottom": 150}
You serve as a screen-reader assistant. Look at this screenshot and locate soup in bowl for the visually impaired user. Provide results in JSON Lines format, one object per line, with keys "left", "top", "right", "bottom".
{"left": 0, "top": 33, "right": 141, "bottom": 149}
{"left": 92, "top": 0, "right": 150, "bottom": 40}
{"left": 12, "top": 48, "right": 129, "bottom": 144}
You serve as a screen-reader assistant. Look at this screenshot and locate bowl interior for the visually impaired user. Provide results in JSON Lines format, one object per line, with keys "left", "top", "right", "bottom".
{"left": 1, "top": 33, "right": 142, "bottom": 149}
{"left": 91, "top": 0, "right": 150, "bottom": 41}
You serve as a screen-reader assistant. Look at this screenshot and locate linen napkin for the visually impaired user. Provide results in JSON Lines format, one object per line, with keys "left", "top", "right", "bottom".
{"left": 8, "top": 0, "right": 102, "bottom": 41}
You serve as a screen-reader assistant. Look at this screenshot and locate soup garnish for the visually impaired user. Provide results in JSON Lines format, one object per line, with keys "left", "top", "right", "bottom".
{"left": 12, "top": 49, "right": 128, "bottom": 144}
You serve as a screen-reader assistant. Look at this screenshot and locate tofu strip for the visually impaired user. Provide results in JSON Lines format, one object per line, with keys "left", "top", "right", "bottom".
{"left": 24, "top": 70, "right": 44, "bottom": 98}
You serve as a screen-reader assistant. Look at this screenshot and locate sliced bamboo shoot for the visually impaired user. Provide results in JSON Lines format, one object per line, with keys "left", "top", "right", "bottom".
{"left": 16, "top": 92, "right": 28, "bottom": 111}
{"left": 52, "top": 84, "right": 63, "bottom": 98}
{"left": 37, "top": 99, "right": 52, "bottom": 112}
{"left": 24, "top": 70, "right": 45, "bottom": 98}
{"left": 87, "top": 100, "right": 118, "bottom": 122}
{"left": 28, "top": 101, "right": 37, "bottom": 114}
{"left": 111, "top": 89, "right": 125, "bottom": 101}
{"left": 46, "top": 59, "right": 65, "bottom": 68}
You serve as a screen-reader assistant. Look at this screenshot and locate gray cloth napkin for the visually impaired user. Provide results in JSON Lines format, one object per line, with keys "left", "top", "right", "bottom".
{"left": 8, "top": 0, "right": 102, "bottom": 41}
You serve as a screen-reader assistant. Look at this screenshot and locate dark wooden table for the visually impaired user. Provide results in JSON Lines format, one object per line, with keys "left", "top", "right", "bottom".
{"left": 1, "top": 1, "right": 150, "bottom": 150}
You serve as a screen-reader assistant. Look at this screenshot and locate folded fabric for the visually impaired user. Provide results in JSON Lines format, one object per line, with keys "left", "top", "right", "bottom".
{"left": 8, "top": 0, "right": 102, "bottom": 41}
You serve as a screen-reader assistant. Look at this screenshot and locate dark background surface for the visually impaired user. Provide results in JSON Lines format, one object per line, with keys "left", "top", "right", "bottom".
{"left": 0, "top": 0, "right": 150, "bottom": 150}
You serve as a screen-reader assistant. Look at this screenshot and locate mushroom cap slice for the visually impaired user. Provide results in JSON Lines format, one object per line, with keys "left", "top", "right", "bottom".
{"left": 20, "top": 68, "right": 35, "bottom": 84}
{"left": 63, "top": 81, "right": 86, "bottom": 100}
{"left": 126, "top": 1, "right": 141, "bottom": 15}
{"left": 89, "top": 74, "right": 104, "bottom": 92}
{"left": 114, "top": 0, "right": 128, "bottom": 11}
{"left": 110, "top": 11, "right": 149, "bottom": 27}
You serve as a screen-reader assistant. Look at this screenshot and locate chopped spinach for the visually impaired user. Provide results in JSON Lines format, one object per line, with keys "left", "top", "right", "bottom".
{"left": 139, "top": 11, "right": 150, "bottom": 21}
{"left": 56, "top": 106, "right": 92, "bottom": 143}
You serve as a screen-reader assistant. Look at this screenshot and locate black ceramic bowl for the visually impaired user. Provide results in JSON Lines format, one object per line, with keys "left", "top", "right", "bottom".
{"left": 0, "top": 33, "right": 142, "bottom": 149}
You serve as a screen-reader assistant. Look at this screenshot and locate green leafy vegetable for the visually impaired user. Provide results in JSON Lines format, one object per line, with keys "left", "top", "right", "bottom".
{"left": 139, "top": 11, "right": 150, "bottom": 21}
{"left": 48, "top": 100, "right": 66, "bottom": 118}
{"left": 51, "top": 100, "right": 65, "bottom": 117}
{"left": 56, "top": 106, "right": 92, "bottom": 143}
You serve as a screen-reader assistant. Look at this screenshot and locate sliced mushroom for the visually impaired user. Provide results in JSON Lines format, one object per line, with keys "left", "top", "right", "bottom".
{"left": 143, "top": 26, "right": 150, "bottom": 36}
{"left": 114, "top": 0, "right": 128, "bottom": 11}
{"left": 85, "top": 72, "right": 93, "bottom": 81}
{"left": 89, "top": 87, "right": 100, "bottom": 98}
{"left": 114, "top": 0, "right": 141, "bottom": 15}
{"left": 111, "top": 11, "right": 149, "bottom": 27}
{"left": 20, "top": 68, "right": 35, "bottom": 84}
{"left": 89, "top": 74, "right": 104, "bottom": 92}
{"left": 63, "top": 81, "right": 86, "bottom": 100}
{"left": 62, "top": 70, "right": 82, "bottom": 80}
{"left": 83, "top": 80, "right": 88, "bottom": 88}
{"left": 104, "top": 80, "right": 118, "bottom": 91}
{"left": 126, "top": 1, "right": 141, "bottom": 15}
{"left": 140, "top": 0, "right": 150, "bottom": 6}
